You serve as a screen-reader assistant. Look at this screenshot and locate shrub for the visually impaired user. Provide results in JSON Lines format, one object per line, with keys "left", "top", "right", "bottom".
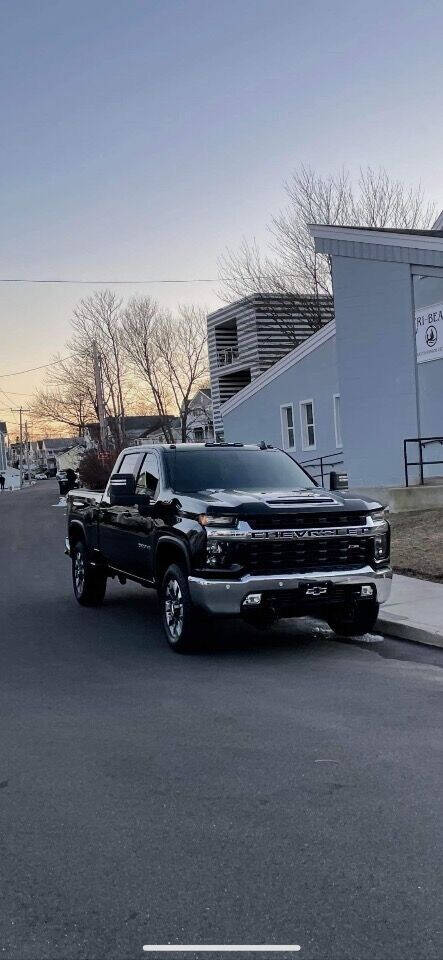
{"left": 78, "top": 448, "right": 121, "bottom": 491}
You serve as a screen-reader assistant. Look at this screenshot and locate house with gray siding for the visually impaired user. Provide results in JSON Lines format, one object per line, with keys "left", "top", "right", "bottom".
{"left": 207, "top": 294, "right": 333, "bottom": 439}
{"left": 220, "top": 225, "right": 443, "bottom": 490}
{"left": 222, "top": 323, "right": 343, "bottom": 481}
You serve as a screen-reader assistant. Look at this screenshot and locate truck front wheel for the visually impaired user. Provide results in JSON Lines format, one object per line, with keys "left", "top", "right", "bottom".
{"left": 72, "top": 540, "right": 107, "bottom": 607}
{"left": 327, "top": 599, "right": 379, "bottom": 637}
{"left": 161, "top": 563, "right": 201, "bottom": 653}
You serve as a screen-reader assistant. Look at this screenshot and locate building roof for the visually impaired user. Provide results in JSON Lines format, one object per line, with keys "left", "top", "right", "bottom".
{"left": 43, "top": 437, "right": 82, "bottom": 452}
{"left": 310, "top": 223, "right": 443, "bottom": 238}
{"left": 85, "top": 416, "right": 181, "bottom": 442}
{"left": 106, "top": 415, "right": 174, "bottom": 434}
{"left": 138, "top": 417, "right": 181, "bottom": 438}
{"left": 309, "top": 223, "right": 443, "bottom": 267}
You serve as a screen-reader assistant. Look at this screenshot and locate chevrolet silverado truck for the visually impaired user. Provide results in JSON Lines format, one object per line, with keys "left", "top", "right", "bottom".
{"left": 65, "top": 443, "right": 392, "bottom": 652}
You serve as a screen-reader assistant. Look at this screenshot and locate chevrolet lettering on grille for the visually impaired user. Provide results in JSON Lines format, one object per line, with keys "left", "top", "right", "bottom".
{"left": 251, "top": 526, "right": 369, "bottom": 540}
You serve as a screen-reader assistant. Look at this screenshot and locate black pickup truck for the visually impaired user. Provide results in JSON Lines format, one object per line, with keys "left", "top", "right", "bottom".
{"left": 66, "top": 443, "right": 392, "bottom": 652}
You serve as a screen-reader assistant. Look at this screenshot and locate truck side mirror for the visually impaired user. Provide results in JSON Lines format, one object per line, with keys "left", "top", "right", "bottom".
{"left": 110, "top": 473, "right": 136, "bottom": 506}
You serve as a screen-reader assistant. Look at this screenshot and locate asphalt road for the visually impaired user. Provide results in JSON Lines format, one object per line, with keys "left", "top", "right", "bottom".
{"left": 0, "top": 481, "right": 441, "bottom": 960}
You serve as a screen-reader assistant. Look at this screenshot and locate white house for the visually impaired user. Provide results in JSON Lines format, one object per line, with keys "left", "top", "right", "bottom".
{"left": 0, "top": 422, "right": 7, "bottom": 472}
{"left": 185, "top": 388, "right": 214, "bottom": 442}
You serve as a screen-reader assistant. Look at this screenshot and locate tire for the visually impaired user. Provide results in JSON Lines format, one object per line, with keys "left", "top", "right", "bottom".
{"left": 72, "top": 540, "right": 107, "bottom": 607}
{"left": 160, "top": 563, "right": 201, "bottom": 653}
{"left": 327, "top": 599, "right": 379, "bottom": 637}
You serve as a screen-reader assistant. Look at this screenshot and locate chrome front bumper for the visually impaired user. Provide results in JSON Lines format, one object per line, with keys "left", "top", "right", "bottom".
{"left": 188, "top": 566, "right": 392, "bottom": 616}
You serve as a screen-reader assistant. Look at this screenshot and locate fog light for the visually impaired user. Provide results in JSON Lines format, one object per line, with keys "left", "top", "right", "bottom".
{"left": 206, "top": 540, "right": 229, "bottom": 567}
{"left": 243, "top": 593, "right": 262, "bottom": 606}
{"left": 361, "top": 584, "right": 375, "bottom": 597}
{"left": 374, "top": 534, "right": 388, "bottom": 560}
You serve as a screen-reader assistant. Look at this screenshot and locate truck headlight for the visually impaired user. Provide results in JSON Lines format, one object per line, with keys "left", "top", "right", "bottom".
{"left": 199, "top": 514, "right": 238, "bottom": 527}
{"left": 370, "top": 508, "right": 389, "bottom": 530}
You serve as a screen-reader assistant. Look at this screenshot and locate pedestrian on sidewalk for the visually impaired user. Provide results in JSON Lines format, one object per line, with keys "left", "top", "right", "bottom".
{"left": 0, "top": 473, "right": 5, "bottom": 491}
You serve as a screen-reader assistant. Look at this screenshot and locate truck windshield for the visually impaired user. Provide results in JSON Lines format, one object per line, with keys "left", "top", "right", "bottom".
{"left": 164, "top": 448, "right": 315, "bottom": 494}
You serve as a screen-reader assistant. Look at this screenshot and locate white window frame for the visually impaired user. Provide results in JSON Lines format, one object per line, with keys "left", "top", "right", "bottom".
{"left": 280, "top": 403, "right": 295, "bottom": 450}
{"left": 299, "top": 399, "right": 316, "bottom": 452}
{"left": 333, "top": 393, "right": 342, "bottom": 449}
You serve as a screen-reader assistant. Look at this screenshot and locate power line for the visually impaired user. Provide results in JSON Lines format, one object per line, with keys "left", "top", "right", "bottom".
{"left": 0, "top": 354, "right": 74, "bottom": 379}
{"left": 0, "top": 389, "right": 33, "bottom": 395}
{"left": 0, "top": 385, "right": 16, "bottom": 403}
{"left": 0, "top": 277, "right": 220, "bottom": 285}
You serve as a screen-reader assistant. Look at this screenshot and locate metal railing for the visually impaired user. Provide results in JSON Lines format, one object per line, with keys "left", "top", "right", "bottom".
{"left": 403, "top": 436, "right": 443, "bottom": 486}
{"left": 297, "top": 451, "right": 345, "bottom": 487}
{"left": 216, "top": 346, "right": 239, "bottom": 366}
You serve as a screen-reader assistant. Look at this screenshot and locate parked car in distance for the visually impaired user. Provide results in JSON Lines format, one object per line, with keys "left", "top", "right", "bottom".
{"left": 57, "top": 469, "right": 78, "bottom": 496}
{"left": 65, "top": 443, "right": 392, "bottom": 652}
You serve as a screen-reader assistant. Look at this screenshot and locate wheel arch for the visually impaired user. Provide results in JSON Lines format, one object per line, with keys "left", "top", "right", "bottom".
{"left": 68, "top": 520, "right": 87, "bottom": 548}
{"left": 155, "top": 536, "right": 191, "bottom": 585}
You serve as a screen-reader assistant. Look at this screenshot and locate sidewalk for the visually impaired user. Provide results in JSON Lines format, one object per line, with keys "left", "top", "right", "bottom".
{"left": 378, "top": 574, "right": 443, "bottom": 648}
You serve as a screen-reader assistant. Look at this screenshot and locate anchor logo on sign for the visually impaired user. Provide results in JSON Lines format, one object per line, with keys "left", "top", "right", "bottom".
{"left": 425, "top": 325, "right": 438, "bottom": 347}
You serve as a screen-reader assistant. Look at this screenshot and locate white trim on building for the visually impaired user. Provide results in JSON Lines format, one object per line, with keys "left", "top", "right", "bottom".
{"left": 308, "top": 224, "right": 443, "bottom": 253}
{"left": 333, "top": 393, "right": 342, "bottom": 449}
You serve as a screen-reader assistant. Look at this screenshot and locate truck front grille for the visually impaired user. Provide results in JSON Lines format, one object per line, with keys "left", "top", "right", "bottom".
{"left": 240, "top": 536, "right": 372, "bottom": 574}
{"left": 246, "top": 513, "right": 367, "bottom": 530}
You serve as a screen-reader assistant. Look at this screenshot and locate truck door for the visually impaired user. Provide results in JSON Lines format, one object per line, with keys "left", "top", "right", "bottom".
{"left": 126, "top": 451, "right": 161, "bottom": 580}
{"left": 98, "top": 450, "right": 143, "bottom": 573}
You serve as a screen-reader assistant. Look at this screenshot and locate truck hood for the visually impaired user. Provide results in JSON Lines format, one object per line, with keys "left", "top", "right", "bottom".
{"left": 182, "top": 487, "right": 384, "bottom": 516}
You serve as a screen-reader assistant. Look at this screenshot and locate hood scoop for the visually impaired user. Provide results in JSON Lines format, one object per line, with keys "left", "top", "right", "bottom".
{"left": 266, "top": 494, "right": 337, "bottom": 505}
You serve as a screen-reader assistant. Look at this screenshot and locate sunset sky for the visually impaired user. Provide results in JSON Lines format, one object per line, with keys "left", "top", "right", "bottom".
{"left": 1, "top": 0, "right": 442, "bottom": 439}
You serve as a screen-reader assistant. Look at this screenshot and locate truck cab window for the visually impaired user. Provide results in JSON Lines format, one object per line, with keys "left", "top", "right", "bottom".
{"left": 136, "top": 453, "right": 160, "bottom": 498}
{"left": 117, "top": 452, "right": 141, "bottom": 475}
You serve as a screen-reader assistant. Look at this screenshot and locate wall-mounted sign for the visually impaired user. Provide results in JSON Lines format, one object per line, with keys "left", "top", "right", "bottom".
{"left": 415, "top": 300, "right": 443, "bottom": 363}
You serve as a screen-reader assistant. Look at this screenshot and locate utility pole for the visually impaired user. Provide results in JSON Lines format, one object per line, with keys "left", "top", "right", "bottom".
{"left": 11, "top": 408, "right": 30, "bottom": 489}
{"left": 24, "top": 421, "right": 31, "bottom": 486}
{"left": 92, "top": 341, "right": 107, "bottom": 451}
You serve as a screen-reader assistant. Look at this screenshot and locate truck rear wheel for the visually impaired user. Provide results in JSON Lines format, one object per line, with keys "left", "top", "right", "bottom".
{"left": 327, "top": 599, "right": 379, "bottom": 637}
{"left": 161, "top": 563, "right": 201, "bottom": 653}
{"left": 72, "top": 540, "right": 107, "bottom": 607}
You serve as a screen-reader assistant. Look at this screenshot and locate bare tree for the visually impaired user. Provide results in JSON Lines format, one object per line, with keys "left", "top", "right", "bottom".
{"left": 157, "top": 305, "right": 209, "bottom": 442}
{"left": 68, "top": 290, "right": 128, "bottom": 445}
{"left": 31, "top": 383, "right": 93, "bottom": 437}
{"left": 120, "top": 296, "right": 176, "bottom": 441}
{"left": 121, "top": 298, "right": 209, "bottom": 442}
{"left": 219, "top": 165, "right": 435, "bottom": 310}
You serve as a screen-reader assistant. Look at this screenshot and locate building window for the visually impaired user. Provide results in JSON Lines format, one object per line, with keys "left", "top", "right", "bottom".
{"left": 193, "top": 427, "right": 204, "bottom": 442}
{"left": 300, "top": 400, "right": 316, "bottom": 451}
{"left": 333, "top": 394, "right": 342, "bottom": 448}
{"left": 280, "top": 404, "right": 295, "bottom": 449}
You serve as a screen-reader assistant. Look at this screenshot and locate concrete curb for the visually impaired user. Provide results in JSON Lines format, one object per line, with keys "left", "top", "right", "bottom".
{"left": 377, "top": 613, "right": 443, "bottom": 649}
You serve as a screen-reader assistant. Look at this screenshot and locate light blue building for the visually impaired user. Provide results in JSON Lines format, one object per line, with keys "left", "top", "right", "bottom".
{"left": 215, "top": 225, "right": 443, "bottom": 489}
